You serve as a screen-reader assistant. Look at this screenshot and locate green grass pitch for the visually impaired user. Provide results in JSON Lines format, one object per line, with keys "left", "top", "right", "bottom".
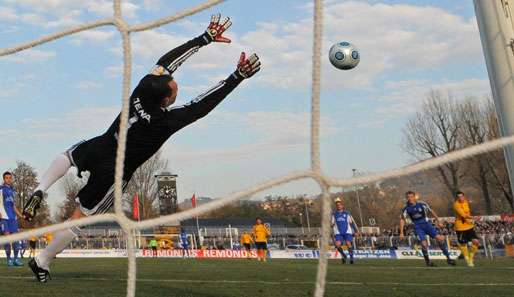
{"left": 0, "top": 258, "right": 513, "bottom": 297}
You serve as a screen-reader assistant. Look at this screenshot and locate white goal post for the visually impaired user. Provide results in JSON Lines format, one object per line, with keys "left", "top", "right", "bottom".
{"left": 474, "top": 0, "right": 514, "bottom": 199}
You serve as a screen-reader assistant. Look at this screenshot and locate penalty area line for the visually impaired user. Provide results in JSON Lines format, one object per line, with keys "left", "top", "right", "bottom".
{"left": 0, "top": 276, "right": 513, "bottom": 287}
{"left": 349, "top": 266, "right": 514, "bottom": 271}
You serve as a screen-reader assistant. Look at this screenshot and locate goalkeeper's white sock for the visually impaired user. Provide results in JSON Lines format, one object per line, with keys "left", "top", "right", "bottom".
{"left": 35, "top": 227, "right": 79, "bottom": 270}
{"left": 35, "top": 154, "right": 71, "bottom": 192}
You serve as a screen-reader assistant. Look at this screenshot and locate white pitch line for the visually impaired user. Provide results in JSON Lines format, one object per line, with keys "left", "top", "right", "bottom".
{"left": 337, "top": 266, "right": 514, "bottom": 270}
{"left": 0, "top": 275, "right": 513, "bottom": 287}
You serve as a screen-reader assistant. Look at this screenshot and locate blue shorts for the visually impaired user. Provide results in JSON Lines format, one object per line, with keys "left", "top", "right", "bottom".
{"left": 334, "top": 234, "right": 353, "bottom": 243}
{"left": 0, "top": 219, "right": 18, "bottom": 234}
{"left": 414, "top": 222, "right": 438, "bottom": 241}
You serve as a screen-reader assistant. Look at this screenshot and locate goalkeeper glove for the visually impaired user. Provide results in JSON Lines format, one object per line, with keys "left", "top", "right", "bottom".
{"left": 205, "top": 13, "right": 232, "bottom": 43}
{"left": 233, "top": 52, "right": 261, "bottom": 80}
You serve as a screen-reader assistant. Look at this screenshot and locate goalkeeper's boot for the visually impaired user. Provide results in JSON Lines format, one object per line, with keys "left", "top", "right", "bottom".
{"left": 29, "top": 258, "right": 50, "bottom": 283}
{"left": 23, "top": 190, "right": 44, "bottom": 221}
{"left": 14, "top": 258, "right": 23, "bottom": 267}
{"left": 447, "top": 259, "right": 456, "bottom": 266}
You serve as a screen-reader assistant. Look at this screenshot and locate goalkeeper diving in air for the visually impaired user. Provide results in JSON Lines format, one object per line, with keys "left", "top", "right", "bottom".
{"left": 23, "top": 14, "right": 261, "bottom": 283}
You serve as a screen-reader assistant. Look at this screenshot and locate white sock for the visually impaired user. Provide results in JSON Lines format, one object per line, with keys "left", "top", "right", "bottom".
{"left": 35, "top": 154, "right": 71, "bottom": 192}
{"left": 35, "top": 227, "right": 79, "bottom": 270}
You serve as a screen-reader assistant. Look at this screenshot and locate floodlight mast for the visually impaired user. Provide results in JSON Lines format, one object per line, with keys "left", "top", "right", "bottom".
{"left": 474, "top": 0, "right": 514, "bottom": 205}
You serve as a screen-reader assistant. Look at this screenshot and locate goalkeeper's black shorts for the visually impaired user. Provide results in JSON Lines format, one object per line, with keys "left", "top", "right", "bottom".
{"left": 66, "top": 139, "right": 130, "bottom": 216}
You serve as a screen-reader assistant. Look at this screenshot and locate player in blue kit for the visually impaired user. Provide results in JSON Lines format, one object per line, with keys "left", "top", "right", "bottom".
{"left": 331, "top": 198, "right": 359, "bottom": 264}
{"left": 0, "top": 171, "right": 25, "bottom": 267}
{"left": 399, "top": 191, "right": 456, "bottom": 267}
{"left": 179, "top": 229, "right": 190, "bottom": 258}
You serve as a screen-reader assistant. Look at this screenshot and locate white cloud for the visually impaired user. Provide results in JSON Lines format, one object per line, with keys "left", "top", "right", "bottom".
{"left": 221, "top": 111, "right": 338, "bottom": 142}
{"left": 129, "top": 30, "right": 188, "bottom": 59}
{"left": 141, "top": 0, "right": 164, "bottom": 11}
{"left": 1, "top": 0, "right": 139, "bottom": 29}
{"left": 168, "top": 110, "right": 338, "bottom": 165}
{"left": 118, "top": 1, "right": 482, "bottom": 94}
{"left": 86, "top": 0, "right": 139, "bottom": 18}
{"left": 0, "top": 26, "right": 19, "bottom": 34}
{"left": 2, "top": 49, "right": 56, "bottom": 63}
{"left": 76, "top": 81, "right": 102, "bottom": 90}
{"left": 0, "top": 79, "right": 28, "bottom": 100}
{"left": 3, "top": 0, "right": 84, "bottom": 12}
{"left": 241, "top": 1, "right": 482, "bottom": 91}
{"left": 18, "top": 106, "right": 119, "bottom": 141}
{"left": 117, "top": 28, "right": 247, "bottom": 90}
{"left": 2, "top": 0, "right": 83, "bottom": 28}
{"left": 376, "top": 78, "right": 491, "bottom": 115}
{"left": 103, "top": 63, "right": 145, "bottom": 79}
{"left": 104, "top": 64, "right": 123, "bottom": 78}
{"left": 19, "top": 13, "right": 46, "bottom": 25}
{"left": 0, "top": 6, "right": 18, "bottom": 21}
{"left": 71, "top": 29, "right": 116, "bottom": 45}
{"left": 43, "top": 10, "right": 83, "bottom": 28}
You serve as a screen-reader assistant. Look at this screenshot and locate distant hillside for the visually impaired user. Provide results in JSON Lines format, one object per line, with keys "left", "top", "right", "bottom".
{"left": 178, "top": 196, "right": 214, "bottom": 210}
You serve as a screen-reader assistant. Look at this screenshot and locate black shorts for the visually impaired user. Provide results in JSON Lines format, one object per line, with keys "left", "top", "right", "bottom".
{"left": 255, "top": 242, "right": 267, "bottom": 250}
{"left": 456, "top": 228, "right": 479, "bottom": 244}
{"left": 243, "top": 243, "right": 251, "bottom": 250}
{"left": 151, "top": 246, "right": 157, "bottom": 251}
{"left": 66, "top": 139, "right": 129, "bottom": 216}
{"left": 29, "top": 241, "right": 36, "bottom": 249}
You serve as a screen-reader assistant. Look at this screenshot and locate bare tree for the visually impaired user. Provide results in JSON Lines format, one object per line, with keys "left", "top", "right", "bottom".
{"left": 403, "top": 91, "right": 463, "bottom": 213}
{"left": 482, "top": 101, "right": 514, "bottom": 211}
{"left": 56, "top": 173, "right": 86, "bottom": 222}
{"left": 11, "top": 161, "right": 38, "bottom": 210}
{"left": 404, "top": 94, "right": 514, "bottom": 213}
{"left": 458, "top": 98, "right": 493, "bottom": 213}
{"left": 124, "top": 152, "right": 169, "bottom": 220}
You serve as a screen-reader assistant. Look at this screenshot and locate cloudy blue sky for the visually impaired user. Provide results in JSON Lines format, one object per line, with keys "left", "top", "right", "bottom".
{"left": 0, "top": 0, "right": 492, "bottom": 213}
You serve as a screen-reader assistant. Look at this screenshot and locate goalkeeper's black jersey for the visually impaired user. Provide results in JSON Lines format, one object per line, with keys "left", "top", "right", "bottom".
{"left": 76, "top": 34, "right": 243, "bottom": 178}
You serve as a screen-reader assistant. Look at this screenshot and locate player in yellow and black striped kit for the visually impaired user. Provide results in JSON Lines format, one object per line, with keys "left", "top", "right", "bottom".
{"left": 252, "top": 218, "right": 271, "bottom": 262}
{"left": 453, "top": 191, "right": 480, "bottom": 267}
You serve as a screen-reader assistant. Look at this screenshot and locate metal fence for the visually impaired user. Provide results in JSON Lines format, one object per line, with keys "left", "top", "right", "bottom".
{"left": 21, "top": 228, "right": 513, "bottom": 254}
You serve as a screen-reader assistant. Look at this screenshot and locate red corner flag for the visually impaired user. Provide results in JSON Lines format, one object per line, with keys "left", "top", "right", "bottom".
{"left": 191, "top": 193, "right": 197, "bottom": 208}
{"left": 133, "top": 193, "right": 140, "bottom": 220}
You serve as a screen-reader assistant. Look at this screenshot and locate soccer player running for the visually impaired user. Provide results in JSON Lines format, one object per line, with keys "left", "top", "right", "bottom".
{"left": 252, "top": 217, "right": 271, "bottom": 262}
{"left": 0, "top": 171, "right": 25, "bottom": 267}
{"left": 453, "top": 191, "right": 480, "bottom": 267}
{"left": 22, "top": 13, "right": 261, "bottom": 283}
{"left": 399, "top": 191, "right": 456, "bottom": 267}
{"left": 240, "top": 231, "right": 253, "bottom": 259}
{"left": 179, "top": 229, "right": 190, "bottom": 258}
{"left": 331, "top": 198, "right": 359, "bottom": 264}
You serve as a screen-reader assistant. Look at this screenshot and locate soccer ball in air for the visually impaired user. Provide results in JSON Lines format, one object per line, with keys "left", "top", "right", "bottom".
{"left": 328, "top": 41, "right": 360, "bottom": 70}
